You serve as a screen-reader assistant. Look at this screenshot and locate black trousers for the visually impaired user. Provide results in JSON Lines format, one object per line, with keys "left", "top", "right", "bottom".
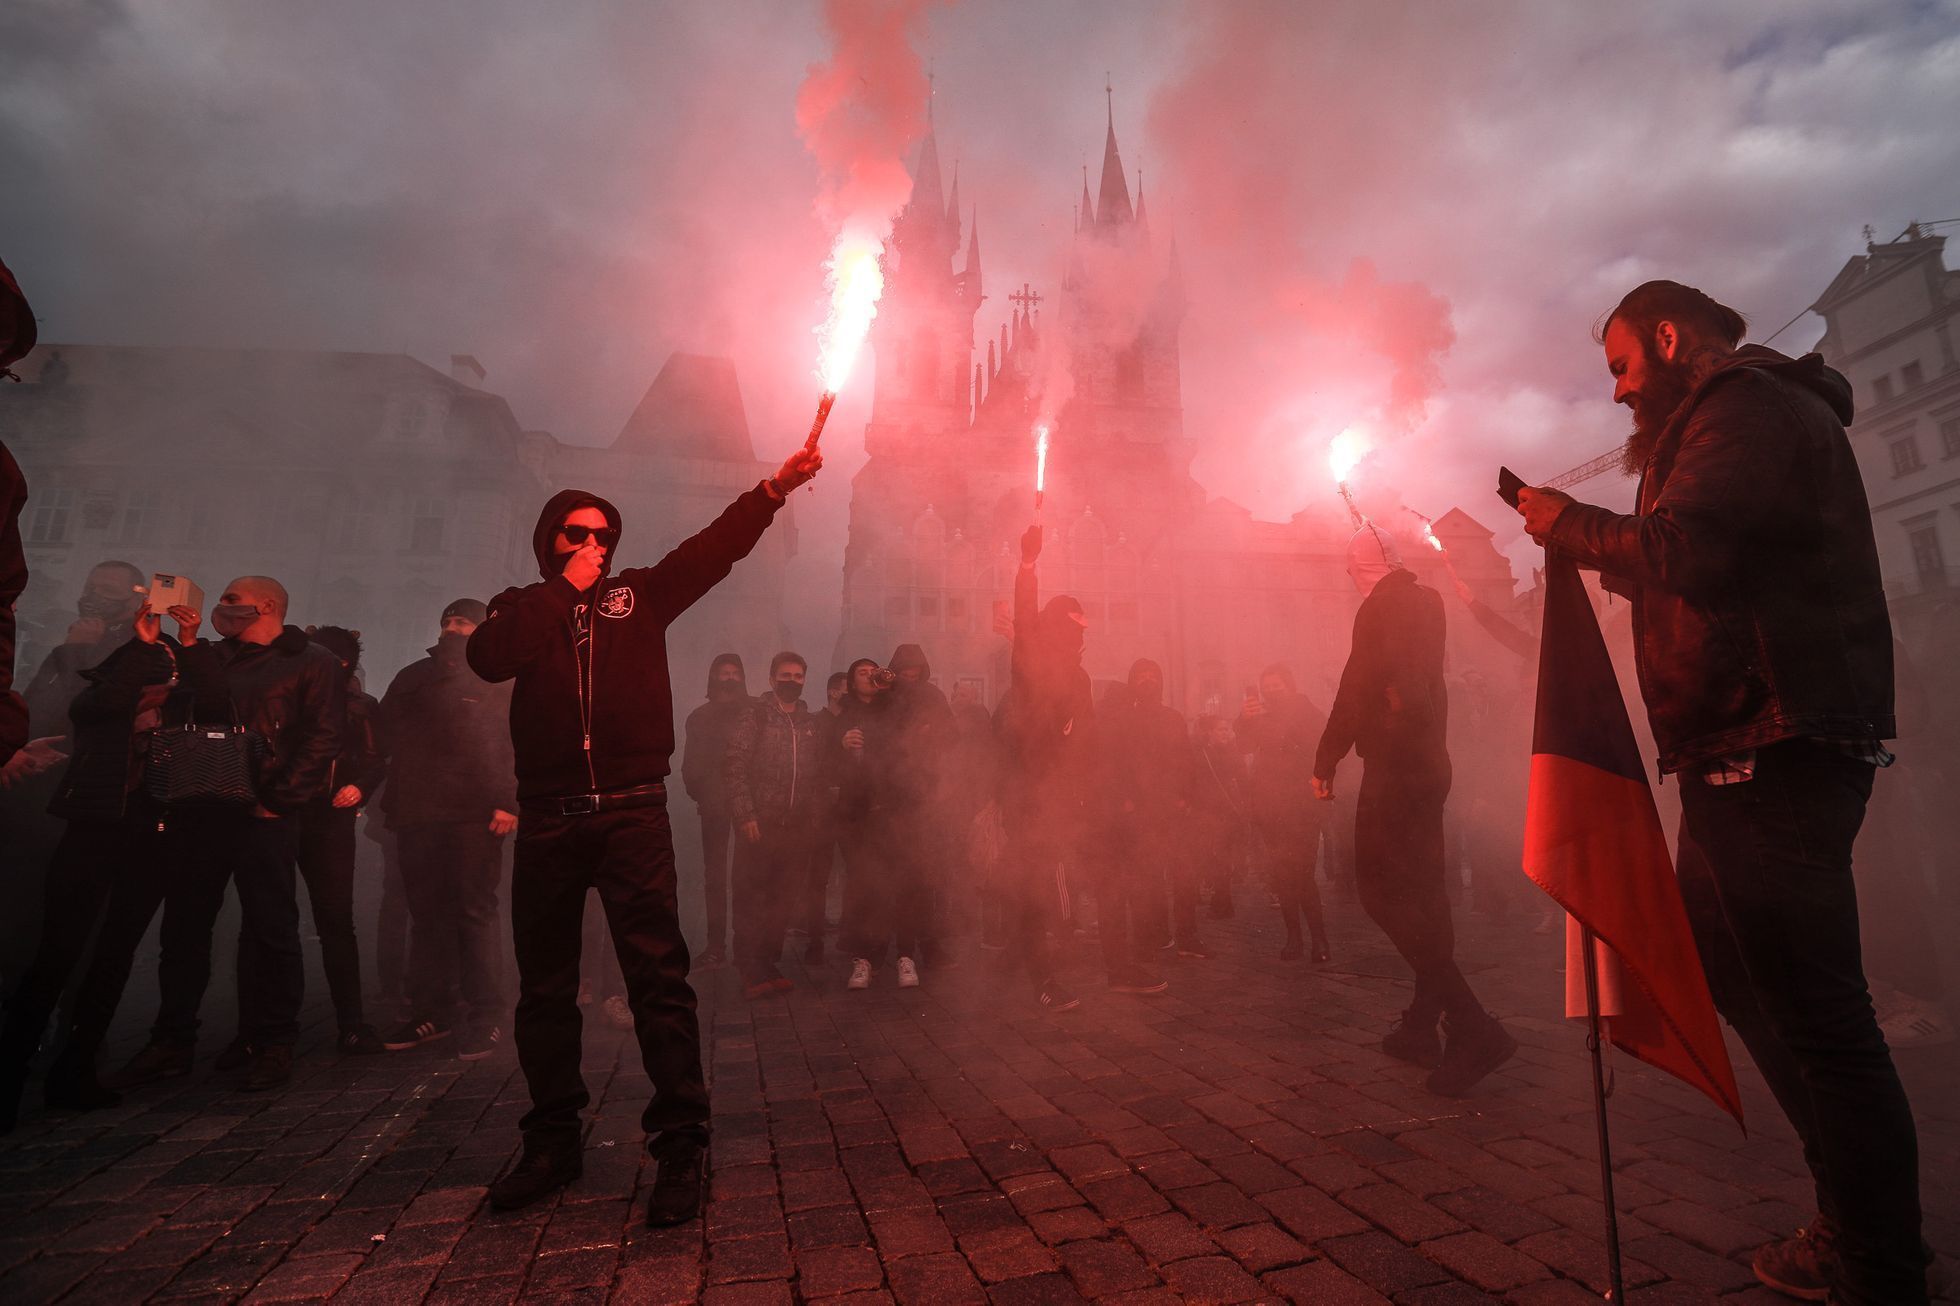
{"left": 396, "top": 821, "right": 505, "bottom": 1032}
{"left": 0, "top": 820, "right": 145, "bottom": 1074}
{"left": 731, "top": 822, "right": 811, "bottom": 984}
{"left": 373, "top": 826, "right": 409, "bottom": 999}
{"left": 1001, "top": 790, "right": 1071, "bottom": 987}
{"left": 288, "top": 805, "right": 364, "bottom": 1029}
{"left": 1353, "top": 764, "right": 1480, "bottom": 1026}
{"left": 1677, "top": 740, "right": 1922, "bottom": 1306}
{"left": 1097, "top": 817, "right": 1152, "bottom": 973}
{"left": 802, "top": 836, "right": 836, "bottom": 938}
{"left": 1258, "top": 808, "right": 1328, "bottom": 945}
{"left": 68, "top": 812, "right": 303, "bottom": 1053}
{"left": 511, "top": 803, "right": 708, "bottom": 1156}
{"left": 841, "top": 811, "right": 927, "bottom": 967}
{"left": 698, "top": 811, "right": 734, "bottom": 954}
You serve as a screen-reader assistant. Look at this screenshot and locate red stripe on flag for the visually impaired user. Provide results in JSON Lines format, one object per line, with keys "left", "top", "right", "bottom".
{"left": 1526, "top": 752, "right": 1743, "bottom": 1126}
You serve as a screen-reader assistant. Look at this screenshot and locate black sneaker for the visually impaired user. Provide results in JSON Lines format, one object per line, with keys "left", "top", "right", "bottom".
{"left": 43, "top": 1051, "right": 121, "bottom": 1114}
{"left": 1425, "top": 1014, "right": 1517, "bottom": 1096}
{"left": 1382, "top": 1009, "right": 1443, "bottom": 1069}
{"left": 488, "top": 1146, "right": 581, "bottom": 1211}
{"left": 1038, "top": 982, "right": 1081, "bottom": 1013}
{"left": 1752, "top": 1219, "right": 1835, "bottom": 1302}
{"left": 381, "top": 1017, "right": 451, "bottom": 1051}
{"left": 109, "top": 1040, "right": 194, "bottom": 1089}
{"left": 1108, "top": 967, "right": 1170, "bottom": 995}
{"left": 455, "top": 1027, "right": 502, "bottom": 1062}
{"left": 337, "top": 1024, "right": 387, "bottom": 1056}
{"left": 646, "top": 1145, "right": 706, "bottom": 1227}
{"left": 214, "top": 1037, "right": 254, "bottom": 1072}
{"left": 242, "top": 1045, "right": 293, "bottom": 1092}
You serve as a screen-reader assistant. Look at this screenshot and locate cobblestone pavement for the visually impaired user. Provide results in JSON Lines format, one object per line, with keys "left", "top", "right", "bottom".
{"left": 2, "top": 894, "right": 1954, "bottom": 1304}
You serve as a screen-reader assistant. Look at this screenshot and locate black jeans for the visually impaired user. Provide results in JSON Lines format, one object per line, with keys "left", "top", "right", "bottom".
{"left": 803, "top": 836, "right": 836, "bottom": 938}
{"left": 1353, "top": 763, "right": 1480, "bottom": 1026}
{"left": 395, "top": 821, "right": 505, "bottom": 1032}
{"left": 841, "top": 811, "right": 927, "bottom": 967}
{"left": 511, "top": 803, "right": 708, "bottom": 1157}
{"left": 1259, "top": 808, "right": 1328, "bottom": 946}
{"left": 1677, "top": 740, "right": 1923, "bottom": 1306}
{"left": 70, "top": 812, "right": 303, "bottom": 1052}
{"left": 731, "top": 821, "right": 811, "bottom": 984}
{"left": 289, "top": 804, "right": 364, "bottom": 1029}
{"left": 1097, "top": 818, "right": 1153, "bottom": 974}
{"left": 373, "top": 826, "right": 409, "bottom": 1000}
{"left": 698, "top": 811, "right": 734, "bottom": 954}
{"left": 0, "top": 820, "right": 146, "bottom": 1074}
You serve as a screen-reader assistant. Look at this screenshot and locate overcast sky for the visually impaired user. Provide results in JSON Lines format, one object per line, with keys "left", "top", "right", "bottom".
{"left": 6, "top": 0, "right": 1958, "bottom": 650}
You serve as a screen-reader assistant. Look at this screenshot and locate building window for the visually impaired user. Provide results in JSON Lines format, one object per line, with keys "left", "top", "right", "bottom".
{"left": 119, "top": 488, "right": 163, "bottom": 545}
{"left": 27, "top": 488, "right": 74, "bottom": 544}
{"left": 1901, "top": 361, "right": 1924, "bottom": 390}
{"left": 1907, "top": 521, "right": 1945, "bottom": 589}
{"left": 1890, "top": 436, "right": 1924, "bottom": 477}
{"left": 1872, "top": 375, "right": 1895, "bottom": 404}
{"left": 408, "top": 498, "right": 447, "bottom": 553}
{"left": 1941, "top": 416, "right": 1960, "bottom": 460}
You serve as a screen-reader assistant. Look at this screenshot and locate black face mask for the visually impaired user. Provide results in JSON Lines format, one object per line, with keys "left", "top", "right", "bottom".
{"left": 773, "top": 680, "right": 803, "bottom": 704}
{"left": 712, "top": 678, "right": 746, "bottom": 699}
{"left": 210, "top": 603, "right": 262, "bottom": 638}
{"left": 1132, "top": 677, "right": 1163, "bottom": 706}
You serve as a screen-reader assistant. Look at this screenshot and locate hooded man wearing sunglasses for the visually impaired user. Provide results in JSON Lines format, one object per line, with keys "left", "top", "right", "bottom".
{"left": 468, "top": 440, "right": 820, "bottom": 1227}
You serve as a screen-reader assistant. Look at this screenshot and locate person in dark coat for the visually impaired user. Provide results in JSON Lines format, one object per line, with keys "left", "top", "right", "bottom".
{"left": 678, "top": 652, "right": 748, "bottom": 966}
{"left": 466, "top": 439, "right": 817, "bottom": 1226}
{"left": 995, "top": 525, "right": 1097, "bottom": 1012}
{"left": 377, "top": 599, "right": 516, "bottom": 1056}
{"left": 0, "top": 254, "right": 36, "bottom": 771}
{"left": 722, "top": 652, "right": 827, "bottom": 998}
{"left": 1238, "top": 663, "right": 1331, "bottom": 960}
{"left": 1105, "top": 658, "right": 1198, "bottom": 964}
{"left": 1520, "top": 281, "right": 1923, "bottom": 1305}
{"left": 0, "top": 600, "right": 197, "bottom": 1132}
{"left": 797, "top": 670, "right": 850, "bottom": 963}
{"left": 1315, "top": 528, "right": 1513, "bottom": 1097}
{"left": 1189, "top": 715, "right": 1249, "bottom": 918}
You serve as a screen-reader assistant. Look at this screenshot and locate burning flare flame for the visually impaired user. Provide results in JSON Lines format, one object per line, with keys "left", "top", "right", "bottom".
{"left": 1035, "top": 424, "right": 1050, "bottom": 493}
{"left": 1328, "top": 426, "right": 1375, "bottom": 486}
{"left": 816, "top": 234, "right": 886, "bottom": 394}
{"left": 1417, "top": 515, "right": 1444, "bottom": 552}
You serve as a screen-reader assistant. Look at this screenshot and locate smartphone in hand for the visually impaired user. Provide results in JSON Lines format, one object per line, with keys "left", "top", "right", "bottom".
{"left": 1497, "top": 466, "right": 1527, "bottom": 510}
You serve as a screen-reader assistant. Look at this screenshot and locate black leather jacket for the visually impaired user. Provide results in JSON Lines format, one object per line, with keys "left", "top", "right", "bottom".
{"left": 177, "top": 626, "right": 345, "bottom": 814}
{"left": 1545, "top": 348, "right": 1894, "bottom": 772}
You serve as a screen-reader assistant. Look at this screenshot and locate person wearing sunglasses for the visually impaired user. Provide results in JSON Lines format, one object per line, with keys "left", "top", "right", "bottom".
{"left": 467, "top": 439, "right": 820, "bottom": 1227}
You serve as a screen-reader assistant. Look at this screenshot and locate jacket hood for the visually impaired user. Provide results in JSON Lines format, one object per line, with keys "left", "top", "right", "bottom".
{"left": 706, "top": 652, "right": 747, "bottom": 698}
{"left": 1714, "top": 346, "right": 1854, "bottom": 426}
{"left": 531, "top": 488, "right": 623, "bottom": 581}
{"left": 890, "top": 643, "right": 931, "bottom": 679}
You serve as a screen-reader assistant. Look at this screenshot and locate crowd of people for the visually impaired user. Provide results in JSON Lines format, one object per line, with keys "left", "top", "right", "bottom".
{"left": 0, "top": 259, "right": 1943, "bottom": 1299}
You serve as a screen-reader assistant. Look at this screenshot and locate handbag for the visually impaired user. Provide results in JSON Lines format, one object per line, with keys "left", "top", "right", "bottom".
{"left": 143, "top": 713, "right": 270, "bottom": 808}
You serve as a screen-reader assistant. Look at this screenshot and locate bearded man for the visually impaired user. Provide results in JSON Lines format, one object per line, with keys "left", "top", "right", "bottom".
{"left": 1519, "top": 281, "right": 1926, "bottom": 1306}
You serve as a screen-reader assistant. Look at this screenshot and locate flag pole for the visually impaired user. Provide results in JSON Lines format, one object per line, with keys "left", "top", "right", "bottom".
{"left": 1581, "top": 924, "right": 1626, "bottom": 1301}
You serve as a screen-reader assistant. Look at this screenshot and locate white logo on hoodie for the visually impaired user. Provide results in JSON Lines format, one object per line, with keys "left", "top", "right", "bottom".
{"left": 598, "top": 586, "right": 634, "bottom": 618}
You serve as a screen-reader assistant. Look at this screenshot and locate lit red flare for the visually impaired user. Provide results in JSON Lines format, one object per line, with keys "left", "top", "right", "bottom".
{"left": 1034, "top": 424, "right": 1050, "bottom": 508}
{"left": 1418, "top": 515, "right": 1444, "bottom": 552}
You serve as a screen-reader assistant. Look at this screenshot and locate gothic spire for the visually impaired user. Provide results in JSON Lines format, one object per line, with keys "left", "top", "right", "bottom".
{"left": 1079, "top": 164, "right": 1095, "bottom": 229}
{"left": 945, "top": 160, "right": 960, "bottom": 228}
{"left": 911, "top": 125, "right": 945, "bottom": 220}
{"left": 963, "top": 206, "right": 982, "bottom": 297}
{"left": 1097, "top": 83, "right": 1134, "bottom": 228}
{"left": 1135, "top": 168, "right": 1149, "bottom": 236}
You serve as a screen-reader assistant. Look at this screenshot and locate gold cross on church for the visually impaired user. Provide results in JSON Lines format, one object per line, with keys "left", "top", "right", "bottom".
{"left": 1009, "top": 284, "right": 1043, "bottom": 313}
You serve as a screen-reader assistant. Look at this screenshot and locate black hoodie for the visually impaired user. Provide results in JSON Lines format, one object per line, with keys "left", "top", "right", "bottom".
{"left": 680, "top": 652, "right": 749, "bottom": 816}
{"left": 468, "top": 483, "right": 784, "bottom": 800}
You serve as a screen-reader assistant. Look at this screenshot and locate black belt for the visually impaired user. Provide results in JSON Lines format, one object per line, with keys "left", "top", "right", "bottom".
{"left": 521, "top": 783, "right": 666, "bottom": 817}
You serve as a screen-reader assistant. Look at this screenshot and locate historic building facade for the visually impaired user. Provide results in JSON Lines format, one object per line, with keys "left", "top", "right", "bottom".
{"left": 833, "top": 109, "right": 1519, "bottom": 713}
{"left": 0, "top": 346, "right": 793, "bottom": 689}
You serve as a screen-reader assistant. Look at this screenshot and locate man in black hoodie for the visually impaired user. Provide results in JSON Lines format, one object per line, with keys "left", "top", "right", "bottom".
{"left": 0, "top": 255, "right": 37, "bottom": 771}
{"left": 1315, "top": 529, "right": 1513, "bottom": 1099}
{"left": 468, "top": 442, "right": 819, "bottom": 1225}
{"left": 679, "top": 653, "right": 748, "bottom": 966}
{"left": 1521, "top": 282, "right": 1924, "bottom": 1306}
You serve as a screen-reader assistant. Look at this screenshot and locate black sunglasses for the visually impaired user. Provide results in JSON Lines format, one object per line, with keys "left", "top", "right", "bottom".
{"left": 557, "top": 524, "right": 619, "bottom": 548}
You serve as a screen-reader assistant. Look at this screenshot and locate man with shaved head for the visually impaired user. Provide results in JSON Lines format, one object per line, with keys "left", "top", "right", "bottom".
{"left": 80, "top": 572, "right": 344, "bottom": 1095}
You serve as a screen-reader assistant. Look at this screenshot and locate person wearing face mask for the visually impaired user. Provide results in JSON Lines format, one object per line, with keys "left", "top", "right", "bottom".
{"left": 1237, "top": 662, "right": 1332, "bottom": 963}
{"left": 679, "top": 653, "right": 749, "bottom": 967}
{"left": 467, "top": 439, "right": 818, "bottom": 1226}
{"left": 0, "top": 560, "right": 147, "bottom": 989}
{"left": 722, "top": 652, "right": 828, "bottom": 999}
{"left": 95, "top": 576, "right": 345, "bottom": 1095}
{"left": 1314, "top": 528, "right": 1514, "bottom": 1098}
{"left": 1096, "top": 659, "right": 1194, "bottom": 990}
{"left": 795, "top": 669, "right": 851, "bottom": 964}
{"left": 995, "top": 524, "right": 1098, "bottom": 1013}
{"left": 376, "top": 599, "right": 516, "bottom": 1060}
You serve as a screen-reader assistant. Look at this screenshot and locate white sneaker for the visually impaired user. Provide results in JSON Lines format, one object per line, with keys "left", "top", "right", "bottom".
{"left": 848, "top": 958, "right": 872, "bottom": 991}
{"left": 1880, "top": 997, "right": 1956, "bottom": 1050}
{"left": 603, "top": 994, "right": 634, "bottom": 1030}
{"left": 896, "top": 956, "right": 920, "bottom": 989}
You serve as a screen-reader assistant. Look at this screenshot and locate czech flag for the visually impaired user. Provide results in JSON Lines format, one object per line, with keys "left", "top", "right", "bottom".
{"left": 1524, "top": 552, "right": 1743, "bottom": 1126}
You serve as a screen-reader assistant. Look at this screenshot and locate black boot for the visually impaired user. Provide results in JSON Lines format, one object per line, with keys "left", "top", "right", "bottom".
{"left": 646, "top": 1144, "right": 705, "bottom": 1227}
{"left": 44, "top": 1050, "right": 121, "bottom": 1113}
{"left": 1426, "top": 1012, "right": 1518, "bottom": 1096}
{"left": 1382, "top": 1008, "right": 1443, "bottom": 1069}
{"left": 489, "top": 1145, "right": 581, "bottom": 1211}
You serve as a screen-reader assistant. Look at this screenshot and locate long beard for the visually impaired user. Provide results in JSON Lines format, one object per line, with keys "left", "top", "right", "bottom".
{"left": 1619, "top": 355, "right": 1697, "bottom": 475}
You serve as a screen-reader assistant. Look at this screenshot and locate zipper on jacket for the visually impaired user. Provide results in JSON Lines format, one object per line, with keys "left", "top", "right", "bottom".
{"left": 788, "top": 710, "right": 800, "bottom": 810}
{"left": 574, "top": 603, "right": 599, "bottom": 793}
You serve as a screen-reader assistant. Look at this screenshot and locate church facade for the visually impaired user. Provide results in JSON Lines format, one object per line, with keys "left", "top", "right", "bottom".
{"left": 833, "top": 110, "right": 1520, "bottom": 714}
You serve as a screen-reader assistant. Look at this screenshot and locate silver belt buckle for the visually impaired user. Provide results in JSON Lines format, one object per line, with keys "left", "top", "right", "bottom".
{"left": 562, "top": 794, "right": 598, "bottom": 815}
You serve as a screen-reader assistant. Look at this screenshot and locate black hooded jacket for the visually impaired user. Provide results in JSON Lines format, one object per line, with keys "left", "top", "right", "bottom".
{"left": 1314, "top": 568, "right": 1449, "bottom": 784}
{"left": 680, "top": 653, "right": 749, "bottom": 817}
{"left": 380, "top": 634, "right": 515, "bottom": 825}
{"left": 1545, "top": 347, "right": 1894, "bottom": 771}
{"left": 467, "top": 484, "right": 784, "bottom": 801}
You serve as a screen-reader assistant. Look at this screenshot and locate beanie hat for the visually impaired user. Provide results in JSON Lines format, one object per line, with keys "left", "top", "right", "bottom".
{"left": 442, "top": 597, "right": 488, "bottom": 625}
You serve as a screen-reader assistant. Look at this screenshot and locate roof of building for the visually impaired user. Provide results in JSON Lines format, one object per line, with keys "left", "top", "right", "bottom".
{"left": 612, "top": 352, "right": 756, "bottom": 461}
